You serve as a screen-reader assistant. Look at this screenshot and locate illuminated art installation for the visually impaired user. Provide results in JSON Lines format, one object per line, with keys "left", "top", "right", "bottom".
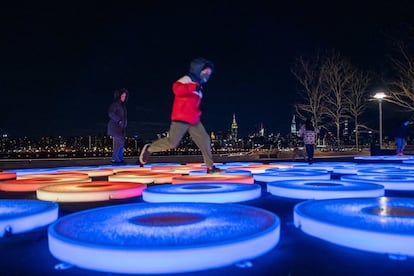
{"left": 172, "top": 174, "right": 255, "bottom": 184}
{"left": 267, "top": 180, "right": 384, "bottom": 199}
{"left": 254, "top": 171, "right": 331, "bottom": 182}
{"left": 48, "top": 202, "right": 280, "bottom": 274}
{"left": 0, "top": 178, "right": 91, "bottom": 192}
{"left": 142, "top": 183, "right": 261, "bottom": 203}
{"left": 1, "top": 199, "right": 58, "bottom": 237}
{"left": 37, "top": 181, "right": 146, "bottom": 202}
{"left": 226, "top": 164, "right": 292, "bottom": 174}
{"left": 341, "top": 175, "right": 414, "bottom": 191}
{"left": 294, "top": 197, "right": 414, "bottom": 258}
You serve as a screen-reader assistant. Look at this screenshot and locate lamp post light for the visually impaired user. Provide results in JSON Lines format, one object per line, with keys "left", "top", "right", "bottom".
{"left": 373, "top": 92, "right": 387, "bottom": 149}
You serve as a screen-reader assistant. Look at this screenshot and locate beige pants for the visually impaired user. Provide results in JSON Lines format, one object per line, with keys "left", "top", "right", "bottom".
{"left": 149, "top": 121, "right": 214, "bottom": 168}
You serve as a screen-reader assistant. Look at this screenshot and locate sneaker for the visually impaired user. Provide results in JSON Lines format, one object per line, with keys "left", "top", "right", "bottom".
{"left": 139, "top": 144, "right": 151, "bottom": 164}
{"left": 207, "top": 166, "right": 223, "bottom": 174}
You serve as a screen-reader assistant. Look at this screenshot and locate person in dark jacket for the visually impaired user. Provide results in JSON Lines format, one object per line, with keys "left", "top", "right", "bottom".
{"left": 139, "top": 57, "right": 221, "bottom": 173}
{"left": 107, "top": 88, "right": 128, "bottom": 164}
{"left": 395, "top": 119, "right": 411, "bottom": 156}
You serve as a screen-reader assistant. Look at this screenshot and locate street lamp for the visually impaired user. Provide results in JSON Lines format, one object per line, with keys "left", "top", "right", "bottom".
{"left": 373, "top": 92, "right": 387, "bottom": 148}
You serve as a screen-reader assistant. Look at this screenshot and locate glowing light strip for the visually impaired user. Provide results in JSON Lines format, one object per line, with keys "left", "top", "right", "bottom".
{"left": 341, "top": 175, "right": 414, "bottom": 191}
{"left": 58, "top": 169, "right": 115, "bottom": 177}
{"left": 109, "top": 173, "right": 175, "bottom": 184}
{"left": 0, "top": 178, "right": 91, "bottom": 192}
{"left": 254, "top": 171, "right": 331, "bottom": 182}
{"left": 172, "top": 175, "right": 254, "bottom": 184}
{"left": 17, "top": 172, "right": 90, "bottom": 180}
{"left": 294, "top": 197, "right": 414, "bottom": 257}
{"left": 357, "top": 168, "right": 414, "bottom": 175}
{"left": 0, "top": 172, "right": 16, "bottom": 181}
{"left": 143, "top": 183, "right": 261, "bottom": 203}
{"left": 188, "top": 169, "right": 252, "bottom": 176}
{"left": 1, "top": 199, "right": 58, "bottom": 237}
{"left": 37, "top": 181, "right": 146, "bottom": 202}
{"left": 267, "top": 180, "right": 384, "bottom": 199}
{"left": 354, "top": 156, "right": 414, "bottom": 161}
{"left": 48, "top": 203, "right": 280, "bottom": 274}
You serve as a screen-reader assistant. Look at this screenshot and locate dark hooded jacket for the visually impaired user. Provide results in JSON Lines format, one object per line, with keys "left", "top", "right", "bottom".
{"left": 170, "top": 58, "right": 214, "bottom": 124}
{"left": 107, "top": 89, "right": 128, "bottom": 137}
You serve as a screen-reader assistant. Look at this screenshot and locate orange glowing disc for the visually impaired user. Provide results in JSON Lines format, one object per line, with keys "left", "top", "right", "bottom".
{"left": 0, "top": 172, "right": 16, "bottom": 181}
{"left": 172, "top": 175, "right": 254, "bottom": 184}
{"left": 17, "top": 172, "right": 90, "bottom": 180}
{"left": 57, "top": 169, "right": 115, "bottom": 177}
{"left": 37, "top": 181, "right": 147, "bottom": 202}
{"left": 0, "top": 178, "right": 92, "bottom": 192}
{"left": 109, "top": 172, "right": 176, "bottom": 184}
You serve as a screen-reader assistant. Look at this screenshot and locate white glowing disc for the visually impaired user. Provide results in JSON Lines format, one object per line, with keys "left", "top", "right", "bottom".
{"left": 48, "top": 203, "right": 280, "bottom": 274}
{"left": 356, "top": 168, "right": 414, "bottom": 176}
{"left": 142, "top": 183, "right": 261, "bottom": 203}
{"left": 294, "top": 197, "right": 414, "bottom": 257}
{"left": 36, "top": 181, "right": 147, "bottom": 202}
{"left": 267, "top": 180, "right": 384, "bottom": 199}
{"left": 1, "top": 199, "right": 58, "bottom": 237}
{"left": 254, "top": 171, "right": 331, "bottom": 182}
{"left": 341, "top": 175, "right": 414, "bottom": 191}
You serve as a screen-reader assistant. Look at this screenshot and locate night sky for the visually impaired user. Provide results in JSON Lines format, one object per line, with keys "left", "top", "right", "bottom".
{"left": 1, "top": 3, "right": 414, "bottom": 140}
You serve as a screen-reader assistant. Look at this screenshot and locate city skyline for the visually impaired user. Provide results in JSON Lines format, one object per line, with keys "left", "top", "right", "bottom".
{"left": 2, "top": 4, "right": 414, "bottom": 139}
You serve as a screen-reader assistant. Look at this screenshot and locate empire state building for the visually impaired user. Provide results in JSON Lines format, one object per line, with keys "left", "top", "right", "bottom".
{"left": 231, "top": 113, "right": 238, "bottom": 141}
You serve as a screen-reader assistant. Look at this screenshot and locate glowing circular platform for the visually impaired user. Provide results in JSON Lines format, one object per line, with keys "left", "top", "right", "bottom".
{"left": 48, "top": 202, "right": 280, "bottom": 274}
{"left": 294, "top": 197, "right": 414, "bottom": 258}
{"left": 0, "top": 178, "right": 92, "bottom": 192}
{"left": 109, "top": 172, "right": 176, "bottom": 184}
{"left": 341, "top": 175, "right": 414, "bottom": 191}
{"left": 254, "top": 171, "right": 331, "bottom": 182}
{"left": 36, "top": 181, "right": 147, "bottom": 202}
{"left": 172, "top": 174, "right": 255, "bottom": 184}
{"left": 267, "top": 180, "right": 384, "bottom": 199}
{"left": 142, "top": 183, "right": 261, "bottom": 203}
{"left": 1, "top": 199, "right": 58, "bottom": 237}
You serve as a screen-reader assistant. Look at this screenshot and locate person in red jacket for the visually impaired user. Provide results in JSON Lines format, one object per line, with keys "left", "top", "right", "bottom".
{"left": 139, "top": 57, "right": 221, "bottom": 173}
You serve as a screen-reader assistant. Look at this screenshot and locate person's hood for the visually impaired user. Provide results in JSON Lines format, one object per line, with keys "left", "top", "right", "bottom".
{"left": 188, "top": 57, "right": 214, "bottom": 83}
{"left": 113, "top": 88, "right": 129, "bottom": 103}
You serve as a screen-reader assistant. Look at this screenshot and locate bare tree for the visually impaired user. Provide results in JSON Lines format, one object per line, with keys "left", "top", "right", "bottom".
{"left": 291, "top": 54, "right": 329, "bottom": 133}
{"left": 323, "top": 52, "right": 353, "bottom": 147}
{"left": 345, "top": 68, "right": 371, "bottom": 150}
{"left": 386, "top": 43, "right": 414, "bottom": 111}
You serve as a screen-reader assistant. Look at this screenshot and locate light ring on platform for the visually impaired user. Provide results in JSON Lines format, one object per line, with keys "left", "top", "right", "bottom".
{"left": 254, "top": 171, "right": 331, "bottom": 182}
{"left": 36, "top": 181, "right": 146, "bottom": 202}
{"left": 341, "top": 175, "right": 414, "bottom": 191}
{"left": 1, "top": 199, "right": 58, "bottom": 237}
{"left": 142, "top": 183, "right": 261, "bottom": 203}
{"left": 294, "top": 197, "right": 414, "bottom": 257}
{"left": 48, "top": 202, "right": 280, "bottom": 274}
{"left": 267, "top": 180, "right": 384, "bottom": 199}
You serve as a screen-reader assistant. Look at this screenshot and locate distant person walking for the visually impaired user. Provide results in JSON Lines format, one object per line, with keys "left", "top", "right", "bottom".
{"left": 139, "top": 57, "right": 221, "bottom": 173}
{"left": 298, "top": 118, "right": 318, "bottom": 164}
{"left": 107, "top": 88, "right": 128, "bottom": 165}
{"left": 395, "top": 119, "right": 411, "bottom": 156}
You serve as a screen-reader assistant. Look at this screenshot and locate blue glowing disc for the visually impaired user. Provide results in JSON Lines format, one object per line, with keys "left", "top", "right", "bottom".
{"left": 341, "top": 175, "right": 414, "bottom": 191}
{"left": 267, "top": 180, "right": 384, "bottom": 199}
{"left": 356, "top": 168, "right": 414, "bottom": 175}
{"left": 254, "top": 171, "right": 331, "bottom": 182}
{"left": 1, "top": 199, "right": 58, "bottom": 237}
{"left": 48, "top": 203, "right": 280, "bottom": 274}
{"left": 294, "top": 197, "right": 414, "bottom": 258}
{"left": 142, "top": 183, "right": 261, "bottom": 203}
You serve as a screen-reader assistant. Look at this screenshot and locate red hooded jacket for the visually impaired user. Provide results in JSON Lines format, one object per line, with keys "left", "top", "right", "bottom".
{"left": 170, "top": 76, "right": 202, "bottom": 124}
